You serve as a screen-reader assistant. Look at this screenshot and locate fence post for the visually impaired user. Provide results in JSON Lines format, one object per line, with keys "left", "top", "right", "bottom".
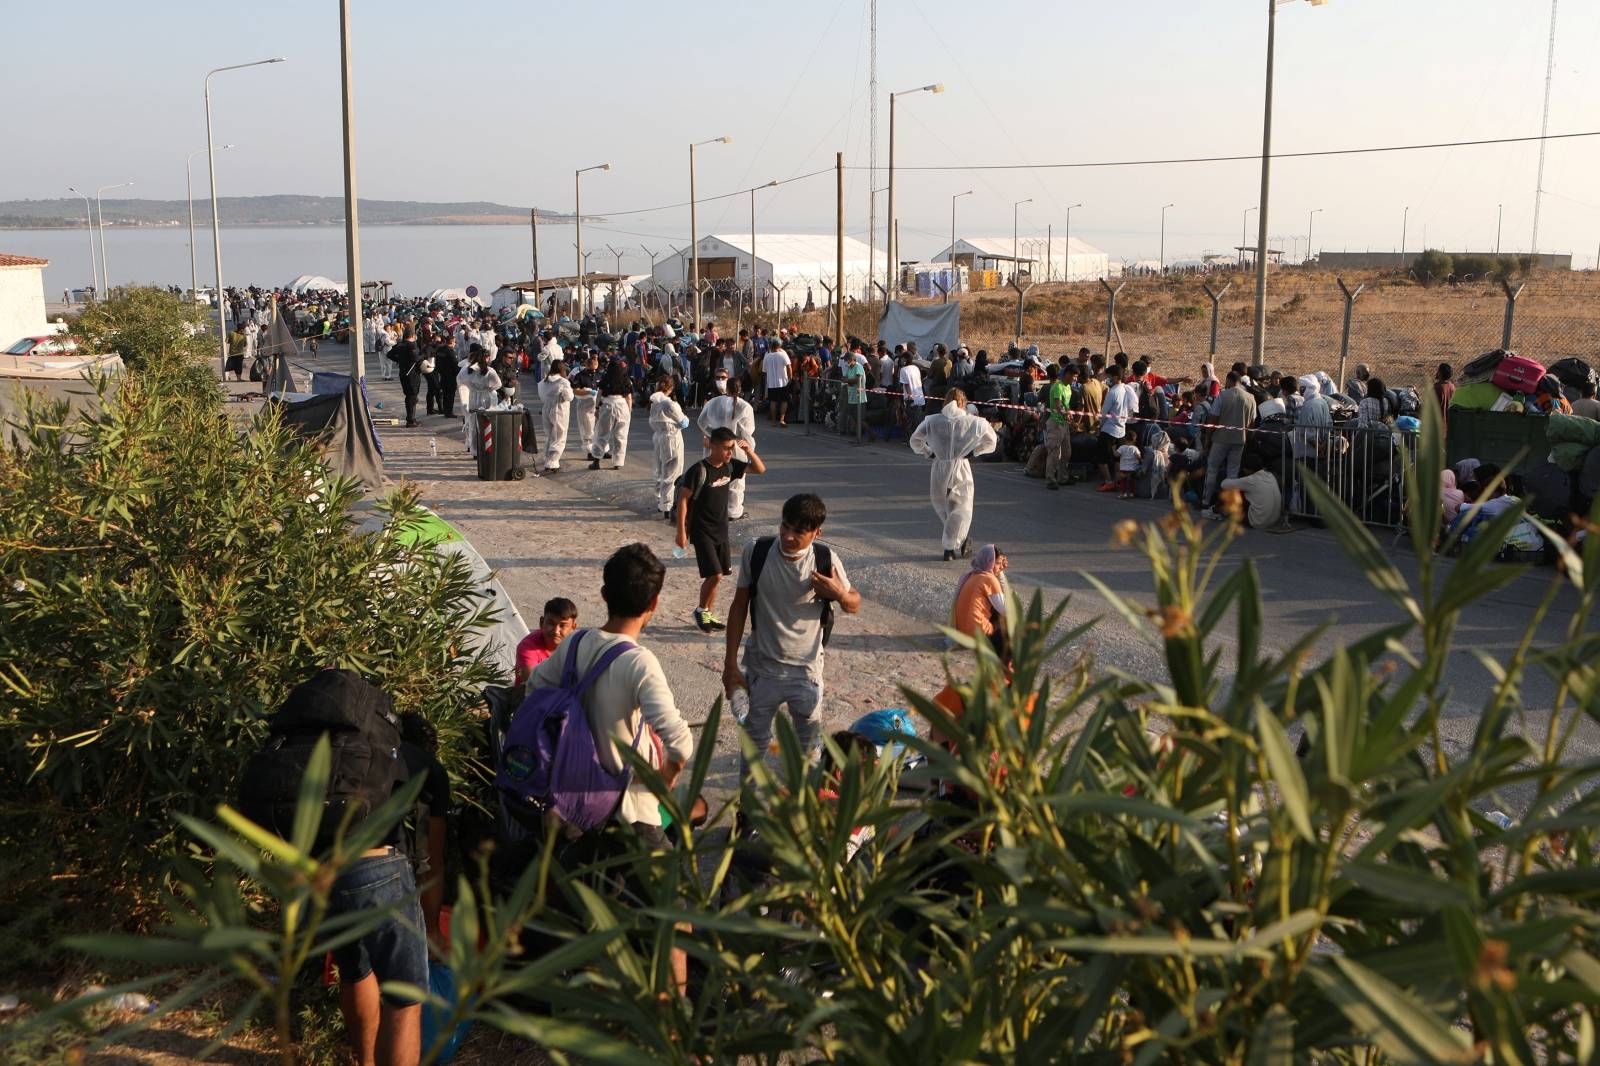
{"left": 933, "top": 278, "right": 949, "bottom": 304}
{"left": 1100, "top": 279, "right": 1127, "bottom": 356}
{"left": 819, "top": 280, "right": 835, "bottom": 335}
{"left": 1501, "top": 279, "right": 1525, "bottom": 350}
{"left": 1335, "top": 277, "right": 1365, "bottom": 393}
{"left": 768, "top": 281, "right": 788, "bottom": 323}
{"left": 1201, "top": 280, "right": 1231, "bottom": 356}
{"left": 1010, "top": 275, "right": 1035, "bottom": 344}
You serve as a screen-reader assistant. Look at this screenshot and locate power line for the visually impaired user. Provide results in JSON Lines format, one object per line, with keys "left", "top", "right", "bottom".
{"left": 846, "top": 129, "right": 1600, "bottom": 171}
{"left": 589, "top": 167, "right": 834, "bottom": 220}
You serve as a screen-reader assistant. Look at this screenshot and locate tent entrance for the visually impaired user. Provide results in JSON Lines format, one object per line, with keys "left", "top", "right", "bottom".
{"left": 700, "top": 257, "right": 737, "bottom": 281}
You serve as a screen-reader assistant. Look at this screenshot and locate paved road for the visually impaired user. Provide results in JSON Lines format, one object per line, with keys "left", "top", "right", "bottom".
{"left": 281, "top": 348, "right": 1598, "bottom": 781}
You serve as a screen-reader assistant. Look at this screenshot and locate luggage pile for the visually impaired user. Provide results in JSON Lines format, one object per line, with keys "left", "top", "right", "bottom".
{"left": 1449, "top": 349, "right": 1588, "bottom": 414}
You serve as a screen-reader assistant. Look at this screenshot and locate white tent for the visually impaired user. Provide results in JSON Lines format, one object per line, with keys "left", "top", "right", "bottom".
{"left": 286, "top": 275, "right": 349, "bottom": 295}
{"left": 427, "top": 288, "right": 489, "bottom": 307}
{"left": 928, "top": 237, "right": 1109, "bottom": 283}
{"left": 639, "top": 233, "right": 885, "bottom": 306}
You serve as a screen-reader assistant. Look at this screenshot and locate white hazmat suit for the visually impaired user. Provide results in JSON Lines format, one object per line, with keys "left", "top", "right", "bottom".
{"left": 591, "top": 396, "right": 632, "bottom": 468}
{"left": 538, "top": 373, "right": 574, "bottom": 471}
{"left": 648, "top": 390, "right": 689, "bottom": 512}
{"left": 698, "top": 390, "right": 757, "bottom": 518}
{"left": 909, "top": 401, "right": 998, "bottom": 554}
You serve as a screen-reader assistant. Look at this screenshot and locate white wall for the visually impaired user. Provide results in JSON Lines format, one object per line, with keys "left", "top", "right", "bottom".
{"left": 0, "top": 265, "right": 50, "bottom": 351}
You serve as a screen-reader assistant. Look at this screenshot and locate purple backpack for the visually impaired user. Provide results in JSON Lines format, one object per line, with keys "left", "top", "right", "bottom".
{"left": 495, "top": 630, "right": 643, "bottom": 833}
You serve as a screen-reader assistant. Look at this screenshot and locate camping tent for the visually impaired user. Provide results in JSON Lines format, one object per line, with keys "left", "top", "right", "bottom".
{"left": 357, "top": 506, "right": 529, "bottom": 679}
{"left": 286, "top": 275, "right": 348, "bottom": 295}
{"left": 428, "top": 288, "right": 489, "bottom": 307}
{"left": 265, "top": 379, "right": 385, "bottom": 490}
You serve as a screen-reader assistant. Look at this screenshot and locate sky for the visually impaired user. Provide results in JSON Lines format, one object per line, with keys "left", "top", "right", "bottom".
{"left": 7, "top": 0, "right": 1600, "bottom": 272}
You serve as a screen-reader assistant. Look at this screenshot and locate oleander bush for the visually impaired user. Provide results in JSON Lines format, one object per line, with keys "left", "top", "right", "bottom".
{"left": 0, "top": 293, "right": 502, "bottom": 966}
{"left": 29, "top": 396, "right": 1600, "bottom": 1063}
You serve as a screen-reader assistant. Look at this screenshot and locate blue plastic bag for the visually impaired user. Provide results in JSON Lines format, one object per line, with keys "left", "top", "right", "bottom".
{"left": 420, "top": 961, "right": 471, "bottom": 1064}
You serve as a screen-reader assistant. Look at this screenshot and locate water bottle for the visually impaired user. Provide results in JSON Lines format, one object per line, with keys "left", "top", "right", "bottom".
{"left": 429, "top": 437, "right": 438, "bottom": 458}
{"left": 1486, "top": 810, "right": 1514, "bottom": 830}
{"left": 730, "top": 688, "right": 750, "bottom": 726}
{"left": 672, "top": 545, "right": 688, "bottom": 559}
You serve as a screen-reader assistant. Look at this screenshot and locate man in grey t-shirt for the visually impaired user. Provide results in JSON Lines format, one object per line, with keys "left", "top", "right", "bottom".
{"left": 723, "top": 493, "right": 861, "bottom": 781}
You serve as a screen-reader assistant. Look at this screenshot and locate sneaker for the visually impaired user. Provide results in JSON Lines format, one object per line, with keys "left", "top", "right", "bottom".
{"left": 730, "top": 512, "right": 749, "bottom": 522}
{"left": 1097, "top": 482, "right": 1118, "bottom": 493}
{"left": 544, "top": 466, "right": 560, "bottom": 476}
{"left": 1200, "top": 508, "right": 1224, "bottom": 521}
{"left": 960, "top": 537, "right": 972, "bottom": 559}
{"left": 704, "top": 611, "right": 727, "bottom": 632}
{"left": 694, "top": 608, "right": 716, "bottom": 634}
{"left": 588, "top": 458, "right": 601, "bottom": 470}
{"left": 943, "top": 549, "right": 957, "bottom": 561}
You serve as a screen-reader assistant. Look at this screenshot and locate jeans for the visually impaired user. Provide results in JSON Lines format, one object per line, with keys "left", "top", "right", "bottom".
{"left": 328, "top": 850, "right": 427, "bottom": 1006}
{"left": 740, "top": 665, "right": 824, "bottom": 780}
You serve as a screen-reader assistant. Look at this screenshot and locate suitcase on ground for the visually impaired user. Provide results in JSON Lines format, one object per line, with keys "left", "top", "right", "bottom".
{"left": 1461, "top": 349, "right": 1508, "bottom": 384}
{"left": 1491, "top": 354, "right": 1545, "bottom": 394}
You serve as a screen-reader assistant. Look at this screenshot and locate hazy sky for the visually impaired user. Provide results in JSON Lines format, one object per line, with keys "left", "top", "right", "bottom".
{"left": 9, "top": 0, "right": 1600, "bottom": 269}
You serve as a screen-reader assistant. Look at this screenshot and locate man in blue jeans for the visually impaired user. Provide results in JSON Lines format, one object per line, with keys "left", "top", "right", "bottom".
{"left": 722, "top": 493, "right": 861, "bottom": 783}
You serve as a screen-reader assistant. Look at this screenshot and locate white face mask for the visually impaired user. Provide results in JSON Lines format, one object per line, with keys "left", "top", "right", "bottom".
{"left": 714, "top": 377, "right": 728, "bottom": 393}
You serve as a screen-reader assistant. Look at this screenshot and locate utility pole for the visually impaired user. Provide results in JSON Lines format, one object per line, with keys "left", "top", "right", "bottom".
{"left": 1248, "top": 0, "right": 1276, "bottom": 364}
{"left": 530, "top": 208, "right": 540, "bottom": 303}
{"left": 868, "top": 0, "right": 878, "bottom": 304}
{"left": 338, "top": 0, "right": 365, "bottom": 382}
{"left": 836, "top": 152, "right": 845, "bottom": 346}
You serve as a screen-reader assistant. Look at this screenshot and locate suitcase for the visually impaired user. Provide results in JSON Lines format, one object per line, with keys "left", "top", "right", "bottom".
{"left": 1491, "top": 354, "right": 1545, "bottom": 394}
{"left": 1460, "top": 349, "right": 1507, "bottom": 385}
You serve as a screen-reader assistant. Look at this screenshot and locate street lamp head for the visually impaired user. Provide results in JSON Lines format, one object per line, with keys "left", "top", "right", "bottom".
{"left": 222, "top": 143, "right": 237, "bottom": 150}
{"left": 764, "top": 179, "right": 779, "bottom": 188}
{"left": 600, "top": 163, "right": 611, "bottom": 171}
{"left": 1015, "top": 198, "right": 1032, "bottom": 207}
{"left": 719, "top": 136, "right": 733, "bottom": 144}
{"left": 1164, "top": 202, "right": 1175, "bottom": 209}
{"left": 928, "top": 83, "right": 945, "bottom": 93}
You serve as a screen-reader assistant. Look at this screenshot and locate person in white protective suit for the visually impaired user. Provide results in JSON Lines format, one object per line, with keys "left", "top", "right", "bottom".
{"left": 568, "top": 350, "right": 601, "bottom": 455}
{"left": 697, "top": 372, "right": 758, "bottom": 520}
{"left": 537, "top": 359, "right": 575, "bottom": 474}
{"left": 587, "top": 356, "right": 634, "bottom": 470}
{"left": 538, "top": 330, "right": 562, "bottom": 381}
{"left": 909, "top": 387, "right": 998, "bottom": 561}
{"left": 461, "top": 345, "right": 503, "bottom": 457}
{"left": 649, "top": 372, "right": 691, "bottom": 518}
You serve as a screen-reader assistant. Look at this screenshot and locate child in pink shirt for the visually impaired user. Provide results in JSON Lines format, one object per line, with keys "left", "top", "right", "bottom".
{"left": 513, "top": 597, "right": 579, "bottom": 685}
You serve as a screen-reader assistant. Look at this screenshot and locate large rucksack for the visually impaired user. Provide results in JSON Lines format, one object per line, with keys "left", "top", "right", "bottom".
{"left": 494, "top": 630, "right": 642, "bottom": 835}
{"left": 237, "top": 669, "right": 405, "bottom": 852}
{"left": 748, "top": 536, "right": 838, "bottom": 647}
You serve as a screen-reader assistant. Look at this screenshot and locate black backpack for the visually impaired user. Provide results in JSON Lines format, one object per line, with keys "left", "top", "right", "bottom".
{"left": 238, "top": 669, "right": 405, "bottom": 852}
{"left": 748, "top": 536, "right": 837, "bottom": 647}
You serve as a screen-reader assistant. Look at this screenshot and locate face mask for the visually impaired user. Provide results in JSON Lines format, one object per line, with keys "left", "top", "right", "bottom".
{"left": 714, "top": 378, "right": 728, "bottom": 393}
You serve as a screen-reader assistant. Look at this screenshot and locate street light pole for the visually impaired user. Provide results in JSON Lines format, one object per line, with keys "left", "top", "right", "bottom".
{"left": 1013, "top": 198, "right": 1032, "bottom": 282}
{"left": 1307, "top": 207, "right": 1322, "bottom": 265}
{"left": 95, "top": 182, "right": 132, "bottom": 294}
{"left": 205, "top": 56, "right": 286, "bottom": 374}
{"left": 950, "top": 189, "right": 973, "bottom": 279}
{"left": 1160, "top": 203, "right": 1175, "bottom": 274}
{"left": 187, "top": 145, "right": 233, "bottom": 302}
{"left": 1064, "top": 203, "right": 1082, "bottom": 282}
{"left": 574, "top": 162, "right": 610, "bottom": 318}
{"left": 1496, "top": 203, "right": 1503, "bottom": 255}
{"left": 688, "top": 136, "right": 732, "bottom": 330}
{"left": 887, "top": 83, "right": 944, "bottom": 302}
{"left": 66, "top": 187, "right": 98, "bottom": 297}
{"left": 1401, "top": 205, "right": 1410, "bottom": 262}
{"left": 1242, "top": 206, "right": 1257, "bottom": 266}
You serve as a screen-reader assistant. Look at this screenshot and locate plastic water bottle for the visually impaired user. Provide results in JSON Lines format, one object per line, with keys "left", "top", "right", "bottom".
{"left": 429, "top": 437, "right": 438, "bottom": 458}
{"left": 730, "top": 688, "right": 750, "bottom": 726}
{"left": 1486, "top": 810, "right": 1514, "bottom": 830}
{"left": 672, "top": 545, "right": 688, "bottom": 559}
{"left": 105, "top": 993, "right": 155, "bottom": 1013}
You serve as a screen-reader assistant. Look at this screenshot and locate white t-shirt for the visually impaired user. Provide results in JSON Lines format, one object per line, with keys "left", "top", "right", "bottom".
{"left": 1100, "top": 382, "right": 1136, "bottom": 439}
{"left": 1117, "top": 443, "right": 1142, "bottom": 472}
{"left": 898, "top": 363, "right": 925, "bottom": 406}
{"left": 763, "top": 348, "right": 792, "bottom": 389}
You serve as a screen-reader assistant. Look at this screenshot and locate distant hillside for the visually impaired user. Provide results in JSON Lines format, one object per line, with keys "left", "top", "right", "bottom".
{"left": 0, "top": 195, "right": 578, "bottom": 228}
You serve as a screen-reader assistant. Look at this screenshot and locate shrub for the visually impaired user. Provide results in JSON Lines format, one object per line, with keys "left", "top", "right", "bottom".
{"left": 70, "top": 286, "right": 213, "bottom": 372}
{"left": 1414, "top": 248, "right": 1453, "bottom": 284}
{"left": 0, "top": 309, "right": 502, "bottom": 959}
{"left": 33, "top": 397, "right": 1600, "bottom": 1063}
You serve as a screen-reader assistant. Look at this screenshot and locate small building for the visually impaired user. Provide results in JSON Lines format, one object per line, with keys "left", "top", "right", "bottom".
{"left": 0, "top": 253, "right": 52, "bottom": 352}
{"left": 929, "top": 236, "right": 1109, "bottom": 284}
{"left": 638, "top": 234, "right": 883, "bottom": 308}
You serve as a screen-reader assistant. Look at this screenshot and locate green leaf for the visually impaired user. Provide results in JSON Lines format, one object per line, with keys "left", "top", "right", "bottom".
{"left": 1339, "top": 862, "right": 1473, "bottom": 910}
{"left": 1309, "top": 956, "right": 1475, "bottom": 1065}
{"left": 291, "top": 733, "right": 333, "bottom": 855}
{"left": 1256, "top": 705, "right": 1314, "bottom": 842}
{"left": 1300, "top": 466, "right": 1423, "bottom": 625}
{"left": 1246, "top": 1003, "right": 1296, "bottom": 1066}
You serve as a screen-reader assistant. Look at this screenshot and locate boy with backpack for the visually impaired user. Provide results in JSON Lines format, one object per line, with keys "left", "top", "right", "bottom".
{"left": 674, "top": 427, "right": 767, "bottom": 634}
{"left": 238, "top": 669, "right": 450, "bottom": 1066}
{"left": 722, "top": 494, "right": 860, "bottom": 783}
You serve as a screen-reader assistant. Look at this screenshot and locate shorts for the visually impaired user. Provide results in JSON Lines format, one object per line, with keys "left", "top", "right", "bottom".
{"left": 328, "top": 850, "right": 427, "bottom": 1004}
{"left": 767, "top": 384, "right": 791, "bottom": 405}
{"left": 692, "top": 532, "right": 732, "bottom": 579}
{"left": 1098, "top": 432, "right": 1122, "bottom": 465}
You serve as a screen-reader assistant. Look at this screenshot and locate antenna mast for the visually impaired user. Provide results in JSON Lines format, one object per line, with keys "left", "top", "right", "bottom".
{"left": 1531, "top": 0, "right": 1557, "bottom": 258}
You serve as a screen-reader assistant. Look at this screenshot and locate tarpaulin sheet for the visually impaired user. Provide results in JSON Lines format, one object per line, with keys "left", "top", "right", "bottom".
{"left": 266, "top": 380, "right": 385, "bottom": 491}
{"left": 878, "top": 301, "right": 960, "bottom": 355}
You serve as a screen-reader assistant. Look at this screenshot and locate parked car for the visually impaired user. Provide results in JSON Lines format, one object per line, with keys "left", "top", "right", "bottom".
{"left": 5, "top": 335, "right": 79, "bottom": 357}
